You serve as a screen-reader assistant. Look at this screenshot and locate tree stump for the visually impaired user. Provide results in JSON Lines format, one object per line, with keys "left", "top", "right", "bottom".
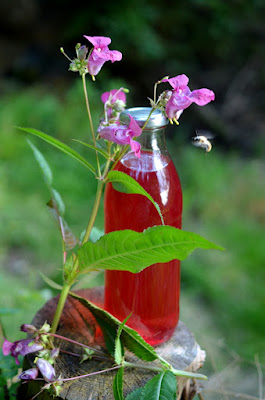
{"left": 18, "top": 288, "right": 206, "bottom": 400}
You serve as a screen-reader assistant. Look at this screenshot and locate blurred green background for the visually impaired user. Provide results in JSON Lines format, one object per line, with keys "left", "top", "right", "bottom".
{"left": 1, "top": 0, "right": 265, "bottom": 398}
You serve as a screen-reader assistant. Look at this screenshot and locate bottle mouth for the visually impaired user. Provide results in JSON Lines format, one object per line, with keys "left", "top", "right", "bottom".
{"left": 120, "top": 107, "right": 168, "bottom": 129}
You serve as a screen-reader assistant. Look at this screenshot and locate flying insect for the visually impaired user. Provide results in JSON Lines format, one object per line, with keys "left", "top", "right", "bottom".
{"left": 191, "top": 130, "right": 213, "bottom": 153}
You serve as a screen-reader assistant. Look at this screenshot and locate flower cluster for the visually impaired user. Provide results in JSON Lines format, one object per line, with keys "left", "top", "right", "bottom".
{"left": 65, "top": 36, "right": 122, "bottom": 80}
{"left": 2, "top": 323, "right": 58, "bottom": 383}
{"left": 154, "top": 74, "right": 215, "bottom": 124}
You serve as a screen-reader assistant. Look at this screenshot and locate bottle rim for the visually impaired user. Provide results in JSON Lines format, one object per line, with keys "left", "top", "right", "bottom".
{"left": 120, "top": 107, "right": 168, "bottom": 129}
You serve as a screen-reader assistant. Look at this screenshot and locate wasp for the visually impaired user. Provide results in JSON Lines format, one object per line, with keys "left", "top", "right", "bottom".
{"left": 191, "top": 130, "right": 213, "bottom": 153}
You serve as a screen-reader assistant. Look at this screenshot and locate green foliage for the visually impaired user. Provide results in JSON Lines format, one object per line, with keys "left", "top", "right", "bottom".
{"left": 125, "top": 388, "right": 144, "bottom": 400}
{"left": 18, "top": 127, "right": 96, "bottom": 175}
{"left": 77, "top": 225, "right": 222, "bottom": 274}
{"left": 113, "top": 367, "right": 124, "bottom": 400}
{"left": 138, "top": 371, "right": 177, "bottom": 400}
{"left": 107, "top": 170, "right": 164, "bottom": 224}
{"left": 69, "top": 291, "right": 158, "bottom": 361}
{"left": 0, "top": 351, "right": 20, "bottom": 400}
{"left": 114, "top": 316, "right": 131, "bottom": 365}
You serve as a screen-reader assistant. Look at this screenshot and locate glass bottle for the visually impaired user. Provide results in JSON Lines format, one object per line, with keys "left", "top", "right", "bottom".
{"left": 104, "top": 107, "right": 183, "bottom": 346}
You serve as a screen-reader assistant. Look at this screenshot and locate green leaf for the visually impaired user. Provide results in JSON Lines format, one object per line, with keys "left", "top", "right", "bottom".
{"left": 77, "top": 226, "right": 223, "bottom": 274}
{"left": 69, "top": 291, "right": 158, "bottom": 361}
{"left": 51, "top": 188, "right": 65, "bottom": 216}
{"left": 18, "top": 127, "right": 96, "bottom": 175}
{"left": 39, "top": 272, "right": 63, "bottom": 291}
{"left": 107, "top": 170, "right": 164, "bottom": 224}
{"left": 114, "top": 315, "right": 131, "bottom": 365}
{"left": 125, "top": 388, "right": 144, "bottom": 400}
{"left": 113, "top": 367, "right": 124, "bottom": 400}
{"left": 89, "top": 226, "right": 104, "bottom": 243}
{"left": 27, "top": 139, "right": 53, "bottom": 186}
{"left": 140, "top": 371, "right": 177, "bottom": 400}
{"left": 47, "top": 198, "right": 77, "bottom": 251}
{"left": 72, "top": 139, "right": 110, "bottom": 159}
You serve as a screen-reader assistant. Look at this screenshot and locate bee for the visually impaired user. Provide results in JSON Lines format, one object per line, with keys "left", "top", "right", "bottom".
{"left": 191, "top": 130, "right": 213, "bottom": 153}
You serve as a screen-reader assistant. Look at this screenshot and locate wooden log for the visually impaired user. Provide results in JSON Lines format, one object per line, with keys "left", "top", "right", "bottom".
{"left": 17, "top": 287, "right": 206, "bottom": 400}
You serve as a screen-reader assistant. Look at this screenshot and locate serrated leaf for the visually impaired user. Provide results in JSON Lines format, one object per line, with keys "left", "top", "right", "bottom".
{"left": 69, "top": 291, "right": 158, "bottom": 361}
{"left": 140, "top": 371, "right": 177, "bottom": 400}
{"left": 27, "top": 139, "right": 53, "bottom": 186}
{"left": 113, "top": 367, "right": 124, "bottom": 400}
{"left": 125, "top": 388, "right": 144, "bottom": 400}
{"left": 107, "top": 170, "right": 164, "bottom": 224}
{"left": 77, "top": 226, "right": 223, "bottom": 274}
{"left": 18, "top": 127, "right": 96, "bottom": 174}
{"left": 115, "top": 315, "right": 131, "bottom": 365}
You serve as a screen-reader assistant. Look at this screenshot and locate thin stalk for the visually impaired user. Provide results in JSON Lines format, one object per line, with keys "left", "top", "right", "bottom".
{"left": 123, "top": 361, "right": 164, "bottom": 373}
{"left": 82, "top": 73, "right": 101, "bottom": 177}
{"left": 44, "top": 332, "right": 106, "bottom": 356}
{"left": 123, "top": 361, "right": 208, "bottom": 380}
{"left": 50, "top": 282, "right": 71, "bottom": 334}
{"left": 81, "top": 179, "right": 104, "bottom": 245}
{"left": 61, "top": 365, "right": 122, "bottom": 382}
{"left": 50, "top": 173, "right": 105, "bottom": 335}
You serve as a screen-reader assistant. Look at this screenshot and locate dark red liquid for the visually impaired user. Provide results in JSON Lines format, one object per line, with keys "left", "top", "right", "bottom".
{"left": 104, "top": 151, "right": 182, "bottom": 345}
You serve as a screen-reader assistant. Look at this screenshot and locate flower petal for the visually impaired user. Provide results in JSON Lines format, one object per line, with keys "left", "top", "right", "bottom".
{"left": 128, "top": 115, "right": 142, "bottom": 137}
{"left": 2, "top": 338, "right": 14, "bottom": 356}
{"left": 83, "top": 36, "right": 111, "bottom": 48}
{"left": 189, "top": 88, "right": 215, "bottom": 106}
{"left": 162, "top": 74, "right": 189, "bottom": 90}
{"left": 130, "top": 139, "right": 141, "bottom": 158}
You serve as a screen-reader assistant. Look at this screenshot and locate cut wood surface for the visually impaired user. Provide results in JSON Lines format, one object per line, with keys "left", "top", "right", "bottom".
{"left": 18, "top": 287, "right": 205, "bottom": 400}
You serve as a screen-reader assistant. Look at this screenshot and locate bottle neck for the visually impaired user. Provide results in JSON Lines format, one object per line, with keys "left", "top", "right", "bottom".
{"left": 138, "top": 127, "right": 168, "bottom": 156}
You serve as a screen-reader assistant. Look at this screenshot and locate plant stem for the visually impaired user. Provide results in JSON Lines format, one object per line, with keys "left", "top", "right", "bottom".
{"left": 123, "top": 361, "right": 164, "bottom": 373}
{"left": 123, "top": 361, "right": 208, "bottom": 380}
{"left": 82, "top": 73, "right": 101, "bottom": 177}
{"left": 50, "top": 282, "right": 71, "bottom": 334}
{"left": 81, "top": 179, "right": 104, "bottom": 245}
{"left": 61, "top": 365, "right": 122, "bottom": 382}
{"left": 45, "top": 332, "right": 107, "bottom": 356}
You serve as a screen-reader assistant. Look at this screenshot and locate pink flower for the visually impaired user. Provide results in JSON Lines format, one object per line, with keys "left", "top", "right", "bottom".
{"left": 2, "top": 338, "right": 43, "bottom": 365}
{"left": 101, "top": 89, "right": 126, "bottom": 106}
{"left": 101, "top": 89, "right": 126, "bottom": 119}
{"left": 161, "top": 75, "right": 215, "bottom": 122}
{"left": 84, "top": 36, "right": 122, "bottom": 77}
{"left": 98, "top": 115, "right": 142, "bottom": 158}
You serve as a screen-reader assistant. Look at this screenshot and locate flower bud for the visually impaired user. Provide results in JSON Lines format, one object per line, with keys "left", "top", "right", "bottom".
{"left": 18, "top": 367, "right": 39, "bottom": 380}
{"left": 50, "top": 348, "right": 60, "bottom": 359}
{"left": 20, "top": 324, "right": 38, "bottom": 334}
{"left": 39, "top": 322, "right": 51, "bottom": 334}
{"left": 76, "top": 44, "right": 88, "bottom": 61}
{"left": 36, "top": 358, "right": 56, "bottom": 382}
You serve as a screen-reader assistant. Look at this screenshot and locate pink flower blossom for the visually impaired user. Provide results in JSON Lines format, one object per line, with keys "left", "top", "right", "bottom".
{"left": 98, "top": 115, "right": 142, "bottom": 158}
{"left": 2, "top": 338, "right": 43, "bottom": 365}
{"left": 101, "top": 89, "right": 126, "bottom": 119}
{"left": 161, "top": 74, "right": 215, "bottom": 122}
{"left": 101, "top": 89, "right": 126, "bottom": 106}
{"left": 84, "top": 36, "right": 122, "bottom": 77}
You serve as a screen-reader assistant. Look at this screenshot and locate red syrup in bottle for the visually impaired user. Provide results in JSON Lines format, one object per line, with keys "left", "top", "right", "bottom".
{"left": 104, "top": 108, "right": 182, "bottom": 346}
